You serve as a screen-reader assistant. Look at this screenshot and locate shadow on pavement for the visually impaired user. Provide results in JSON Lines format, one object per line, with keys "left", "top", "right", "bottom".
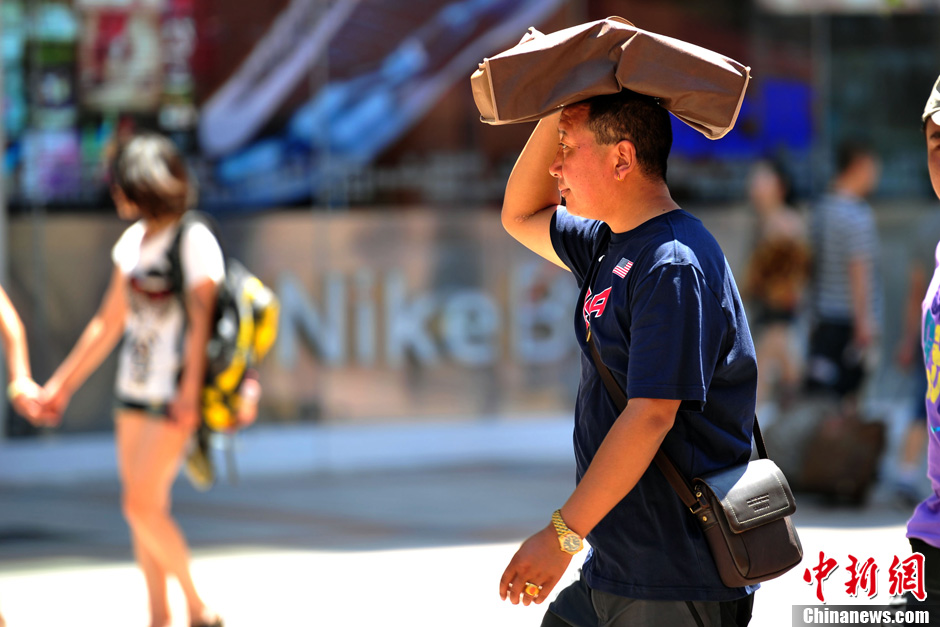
{"left": 0, "top": 462, "right": 576, "bottom": 566}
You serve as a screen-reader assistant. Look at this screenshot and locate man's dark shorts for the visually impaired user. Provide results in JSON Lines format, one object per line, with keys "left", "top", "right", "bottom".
{"left": 908, "top": 539, "right": 940, "bottom": 604}
{"left": 541, "top": 574, "right": 754, "bottom": 627}
{"left": 805, "top": 321, "right": 866, "bottom": 398}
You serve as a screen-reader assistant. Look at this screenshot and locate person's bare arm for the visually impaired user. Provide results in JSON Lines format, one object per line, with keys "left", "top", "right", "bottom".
{"left": 558, "top": 397, "right": 679, "bottom": 535}
{"left": 0, "top": 286, "right": 32, "bottom": 383}
{"left": 44, "top": 267, "right": 128, "bottom": 421}
{"left": 848, "top": 256, "right": 874, "bottom": 348}
{"left": 501, "top": 111, "right": 567, "bottom": 269}
{"left": 499, "top": 397, "right": 679, "bottom": 604}
{"left": 898, "top": 264, "right": 927, "bottom": 369}
{"left": 169, "top": 278, "right": 217, "bottom": 433}
{"left": 0, "top": 285, "right": 44, "bottom": 420}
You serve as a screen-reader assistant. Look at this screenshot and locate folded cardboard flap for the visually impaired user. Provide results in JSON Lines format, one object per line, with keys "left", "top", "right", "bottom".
{"left": 471, "top": 16, "right": 750, "bottom": 140}
{"left": 471, "top": 65, "right": 495, "bottom": 121}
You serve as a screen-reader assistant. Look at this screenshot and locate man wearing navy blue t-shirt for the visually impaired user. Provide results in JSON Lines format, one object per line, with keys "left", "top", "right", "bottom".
{"left": 497, "top": 90, "right": 758, "bottom": 626}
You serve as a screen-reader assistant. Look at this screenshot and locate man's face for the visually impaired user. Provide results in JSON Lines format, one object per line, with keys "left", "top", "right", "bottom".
{"left": 549, "top": 106, "right": 619, "bottom": 220}
{"left": 927, "top": 116, "right": 940, "bottom": 200}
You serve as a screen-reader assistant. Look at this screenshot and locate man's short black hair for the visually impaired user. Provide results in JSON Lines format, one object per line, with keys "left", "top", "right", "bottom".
{"left": 582, "top": 89, "right": 672, "bottom": 182}
{"left": 835, "top": 139, "right": 875, "bottom": 176}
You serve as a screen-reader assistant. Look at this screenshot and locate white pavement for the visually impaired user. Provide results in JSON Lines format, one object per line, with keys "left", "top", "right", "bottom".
{"left": 0, "top": 488, "right": 919, "bottom": 627}
{"left": 0, "top": 417, "right": 927, "bottom": 627}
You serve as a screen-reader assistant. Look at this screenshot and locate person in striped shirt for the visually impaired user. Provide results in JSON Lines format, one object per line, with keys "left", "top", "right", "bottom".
{"left": 805, "top": 140, "right": 882, "bottom": 411}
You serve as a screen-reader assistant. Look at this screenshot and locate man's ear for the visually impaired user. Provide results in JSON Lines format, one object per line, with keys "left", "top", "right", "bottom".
{"left": 614, "top": 140, "right": 637, "bottom": 181}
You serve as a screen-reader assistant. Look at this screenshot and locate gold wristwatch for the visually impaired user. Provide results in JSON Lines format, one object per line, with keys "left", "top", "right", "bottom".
{"left": 551, "top": 509, "right": 583, "bottom": 555}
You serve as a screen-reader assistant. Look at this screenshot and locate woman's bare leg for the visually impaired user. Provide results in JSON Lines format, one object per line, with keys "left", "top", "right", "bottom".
{"left": 116, "top": 411, "right": 219, "bottom": 626}
{"left": 756, "top": 323, "right": 801, "bottom": 407}
{"left": 117, "top": 414, "right": 172, "bottom": 627}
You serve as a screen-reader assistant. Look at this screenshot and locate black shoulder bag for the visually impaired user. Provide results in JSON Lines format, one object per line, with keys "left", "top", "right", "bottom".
{"left": 585, "top": 330, "right": 803, "bottom": 588}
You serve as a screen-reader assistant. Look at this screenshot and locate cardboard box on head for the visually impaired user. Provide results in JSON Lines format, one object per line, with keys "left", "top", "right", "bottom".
{"left": 471, "top": 16, "right": 751, "bottom": 141}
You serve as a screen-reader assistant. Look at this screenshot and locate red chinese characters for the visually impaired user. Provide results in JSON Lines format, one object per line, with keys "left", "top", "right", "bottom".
{"left": 888, "top": 553, "right": 926, "bottom": 602}
{"left": 804, "top": 551, "right": 839, "bottom": 603}
{"left": 845, "top": 555, "right": 878, "bottom": 599}
{"left": 804, "top": 551, "right": 927, "bottom": 604}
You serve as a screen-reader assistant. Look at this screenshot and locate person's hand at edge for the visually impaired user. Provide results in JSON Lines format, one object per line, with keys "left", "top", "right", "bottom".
{"left": 169, "top": 381, "right": 202, "bottom": 433}
{"left": 499, "top": 524, "right": 572, "bottom": 607}
{"left": 36, "top": 379, "right": 71, "bottom": 427}
{"left": 8, "top": 377, "right": 47, "bottom": 425}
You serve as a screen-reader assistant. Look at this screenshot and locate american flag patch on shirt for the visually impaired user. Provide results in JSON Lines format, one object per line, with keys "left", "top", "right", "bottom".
{"left": 612, "top": 258, "right": 634, "bottom": 278}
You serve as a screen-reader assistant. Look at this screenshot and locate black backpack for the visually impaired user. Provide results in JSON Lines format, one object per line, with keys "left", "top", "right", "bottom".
{"left": 168, "top": 212, "right": 279, "bottom": 490}
{"left": 167, "top": 211, "right": 279, "bottom": 432}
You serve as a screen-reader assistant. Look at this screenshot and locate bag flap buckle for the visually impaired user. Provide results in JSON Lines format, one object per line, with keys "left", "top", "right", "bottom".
{"left": 689, "top": 487, "right": 711, "bottom": 516}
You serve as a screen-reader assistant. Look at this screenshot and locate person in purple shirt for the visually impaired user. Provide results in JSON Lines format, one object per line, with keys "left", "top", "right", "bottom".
{"left": 909, "top": 73, "right": 940, "bottom": 605}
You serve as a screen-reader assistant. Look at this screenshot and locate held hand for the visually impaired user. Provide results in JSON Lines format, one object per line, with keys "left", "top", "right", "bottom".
{"left": 8, "top": 377, "right": 45, "bottom": 424}
{"left": 499, "top": 524, "right": 573, "bottom": 606}
{"left": 35, "top": 381, "right": 70, "bottom": 427}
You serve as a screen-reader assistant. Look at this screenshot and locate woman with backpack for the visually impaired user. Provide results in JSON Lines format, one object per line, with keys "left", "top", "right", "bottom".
{"left": 41, "top": 133, "right": 225, "bottom": 627}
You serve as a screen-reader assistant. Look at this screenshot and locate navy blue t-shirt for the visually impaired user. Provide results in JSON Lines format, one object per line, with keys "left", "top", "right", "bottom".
{"left": 550, "top": 207, "right": 758, "bottom": 602}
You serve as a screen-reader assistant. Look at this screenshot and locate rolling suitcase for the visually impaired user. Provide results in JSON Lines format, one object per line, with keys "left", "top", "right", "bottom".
{"left": 797, "top": 411, "right": 886, "bottom": 505}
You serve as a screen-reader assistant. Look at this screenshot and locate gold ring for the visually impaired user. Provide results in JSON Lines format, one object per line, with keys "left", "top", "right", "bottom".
{"left": 524, "top": 582, "right": 542, "bottom": 597}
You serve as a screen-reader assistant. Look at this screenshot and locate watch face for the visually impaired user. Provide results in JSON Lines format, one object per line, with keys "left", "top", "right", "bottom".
{"left": 561, "top": 533, "right": 582, "bottom": 554}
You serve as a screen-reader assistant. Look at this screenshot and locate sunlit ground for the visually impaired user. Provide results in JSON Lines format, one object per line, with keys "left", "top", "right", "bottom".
{"left": 0, "top": 519, "right": 914, "bottom": 627}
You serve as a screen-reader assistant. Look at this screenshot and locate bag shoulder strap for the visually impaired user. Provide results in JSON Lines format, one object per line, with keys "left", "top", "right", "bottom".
{"left": 167, "top": 210, "right": 227, "bottom": 296}
{"left": 585, "top": 330, "right": 767, "bottom": 511}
